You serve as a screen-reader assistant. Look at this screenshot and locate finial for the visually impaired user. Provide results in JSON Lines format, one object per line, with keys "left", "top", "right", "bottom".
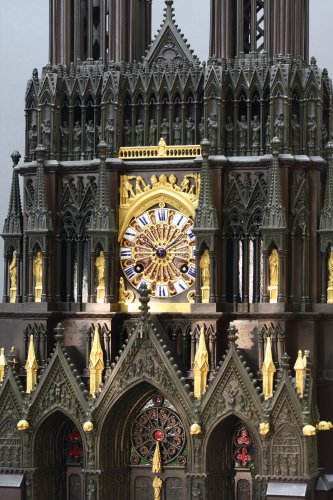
{"left": 201, "top": 138, "right": 210, "bottom": 158}
{"left": 35, "top": 144, "right": 46, "bottom": 162}
{"left": 97, "top": 140, "right": 108, "bottom": 160}
{"left": 7, "top": 346, "right": 16, "bottom": 367}
{"left": 89, "top": 325, "right": 104, "bottom": 397}
{"left": 138, "top": 283, "right": 150, "bottom": 321}
{"left": 152, "top": 440, "right": 162, "bottom": 473}
{"left": 262, "top": 337, "right": 276, "bottom": 400}
{"left": 25, "top": 335, "right": 38, "bottom": 393}
{"left": 325, "top": 140, "right": 333, "bottom": 157}
{"left": 227, "top": 324, "right": 238, "bottom": 346}
{"left": 281, "top": 352, "right": 290, "bottom": 371}
{"left": 11, "top": 151, "right": 21, "bottom": 167}
{"left": 54, "top": 322, "right": 65, "bottom": 343}
{"left": 193, "top": 326, "right": 209, "bottom": 399}
{"left": 271, "top": 136, "right": 281, "bottom": 156}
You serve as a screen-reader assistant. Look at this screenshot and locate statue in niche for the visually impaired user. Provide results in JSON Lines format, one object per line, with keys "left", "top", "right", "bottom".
{"left": 161, "top": 117, "right": 169, "bottom": 142}
{"left": 85, "top": 120, "right": 95, "bottom": 158}
{"left": 105, "top": 118, "right": 114, "bottom": 150}
{"left": 41, "top": 120, "right": 51, "bottom": 150}
{"left": 200, "top": 250, "right": 210, "bottom": 287}
{"left": 307, "top": 115, "right": 317, "bottom": 148}
{"left": 60, "top": 121, "right": 69, "bottom": 154}
{"left": 269, "top": 249, "right": 279, "bottom": 302}
{"left": 225, "top": 116, "right": 234, "bottom": 152}
{"left": 199, "top": 117, "right": 205, "bottom": 143}
{"left": 173, "top": 117, "right": 182, "bottom": 145}
{"left": 291, "top": 114, "right": 300, "bottom": 151}
{"left": 73, "top": 121, "right": 81, "bottom": 158}
{"left": 148, "top": 118, "right": 157, "bottom": 146}
{"left": 237, "top": 115, "right": 247, "bottom": 154}
{"left": 135, "top": 119, "right": 144, "bottom": 146}
{"left": 28, "top": 124, "right": 37, "bottom": 157}
{"left": 207, "top": 113, "right": 218, "bottom": 149}
{"left": 9, "top": 252, "right": 17, "bottom": 287}
{"left": 95, "top": 250, "right": 105, "bottom": 287}
{"left": 153, "top": 477, "right": 163, "bottom": 500}
{"left": 123, "top": 119, "right": 131, "bottom": 146}
{"left": 265, "top": 115, "right": 271, "bottom": 151}
{"left": 251, "top": 115, "right": 260, "bottom": 153}
{"left": 274, "top": 113, "right": 284, "bottom": 142}
{"left": 186, "top": 116, "right": 195, "bottom": 144}
{"left": 33, "top": 250, "right": 42, "bottom": 302}
{"left": 327, "top": 252, "right": 333, "bottom": 303}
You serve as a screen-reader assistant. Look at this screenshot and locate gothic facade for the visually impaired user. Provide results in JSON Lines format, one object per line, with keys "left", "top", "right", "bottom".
{"left": 0, "top": 1, "right": 333, "bottom": 499}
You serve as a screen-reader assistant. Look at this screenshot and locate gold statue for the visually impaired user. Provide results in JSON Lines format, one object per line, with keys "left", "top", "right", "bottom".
{"left": 33, "top": 250, "right": 42, "bottom": 302}
{"left": 327, "top": 251, "right": 333, "bottom": 303}
{"left": 262, "top": 337, "right": 276, "bottom": 399}
{"left": 0, "top": 348, "right": 7, "bottom": 382}
{"left": 152, "top": 440, "right": 162, "bottom": 473}
{"left": 269, "top": 248, "right": 279, "bottom": 303}
{"left": 95, "top": 251, "right": 105, "bottom": 303}
{"left": 294, "top": 350, "right": 306, "bottom": 397}
{"left": 118, "top": 277, "right": 134, "bottom": 306}
{"left": 193, "top": 326, "right": 209, "bottom": 399}
{"left": 200, "top": 249, "right": 210, "bottom": 303}
{"left": 25, "top": 335, "right": 38, "bottom": 393}
{"left": 152, "top": 476, "right": 163, "bottom": 500}
{"left": 89, "top": 326, "right": 104, "bottom": 397}
{"left": 9, "top": 251, "right": 17, "bottom": 303}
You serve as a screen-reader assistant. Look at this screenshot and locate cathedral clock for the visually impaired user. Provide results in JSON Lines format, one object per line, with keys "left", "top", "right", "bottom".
{"left": 120, "top": 206, "right": 196, "bottom": 298}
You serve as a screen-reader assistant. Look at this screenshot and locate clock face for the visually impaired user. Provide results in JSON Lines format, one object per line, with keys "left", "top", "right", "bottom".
{"left": 120, "top": 207, "right": 196, "bottom": 298}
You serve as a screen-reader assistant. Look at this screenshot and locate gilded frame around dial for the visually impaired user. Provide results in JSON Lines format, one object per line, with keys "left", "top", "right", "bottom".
{"left": 120, "top": 205, "right": 196, "bottom": 298}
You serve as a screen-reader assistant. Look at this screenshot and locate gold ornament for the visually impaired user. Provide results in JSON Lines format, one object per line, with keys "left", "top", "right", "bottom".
{"left": 259, "top": 422, "right": 270, "bottom": 436}
{"left": 262, "top": 337, "right": 276, "bottom": 400}
{"left": 0, "top": 348, "right": 7, "bottom": 382}
{"left": 190, "top": 423, "right": 202, "bottom": 435}
{"left": 83, "top": 421, "right": 94, "bottom": 432}
{"left": 89, "top": 326, "right": 104, "bottom": 397}
{"left": 17, "top": 420, "right": 29, "bottom": 431}
{"left": 95, "top": 250, "right": 105, "bottom": 303}
{"left": 302, "top": 424, "right": 316, "bottom": 436}
{"left": 9, "top": 251, "right": 17, "bottom": 303}
{"left": 316, "top": 421, "right": 333, "bottom": 431}
{"left": 33, "top": 250, "right": 42, "bottom": 302}
{"left": 152, "top": 476, "right": 163, "bottom": 500}
{"left": 25, "top": 335, "right": 38, "bottom": 394}
{"left": 193, "top": 326, "right": 209, "bottom": 399}
{"left": 268, "top": 248, "right": 279, "bottom": 303}
{"left": 200, "top": 249, "right": 210, "bottom": 303}
{"left": 294, "top": 350, "right": 306, "bottom": 397}
{"left": 152, "top": 440, "right": 162, "bottom": 473}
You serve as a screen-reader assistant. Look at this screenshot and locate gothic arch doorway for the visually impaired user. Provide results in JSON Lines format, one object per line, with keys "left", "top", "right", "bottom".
{"left": 99, "top": 384, "right": 189, "bottom": 500}
{"left": 206, "top": 415, "right": 257, "bottom": 500}
{"left": 33, "top": 411, "right": 84, "bottom": 500}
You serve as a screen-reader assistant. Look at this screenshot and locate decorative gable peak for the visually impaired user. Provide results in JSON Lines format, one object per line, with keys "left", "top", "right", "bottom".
{"left": 144, "top": 0, "right": 199, "bottom": 68}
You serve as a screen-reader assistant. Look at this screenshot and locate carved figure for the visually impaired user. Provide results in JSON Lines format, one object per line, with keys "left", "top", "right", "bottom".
{"left": 135, "top": 119, "right": 144, "bottom": 146}
{"left": 238, "top": 115, "right": 247, "bottom": 153}
{"left": 33, "top": 251, "right": 42, "bottom": 287}
{"left": 186, "top": 116, "right": 195, "bottom": 144}
{"left": 269, "top": 249, "right": 279, "bottom": 287}
{"left": 118, "top": 277, "right": 134, "bottom": 304}
{"left": 307, "top": 115, "right": 316, "bottom": 148}
{"left": 157, "top": 137, "right": 167, "bottom": 157}
{"left": 124, "top": 119, "right": 131, "bottom": 146}
{"left": 251, "top": 115, "right": 260, "bottom": 150}
{"left": 41, "top": 120, "right": 51, "bottom": 150}
{"left": 291, "top": 114, "right": 300, "bottom": 150}
{"left": 28, "top": 124, "right": 37, "bottom": 155}
{"left": 9, "top": 251, "right": 17, "bottom": 289}
{"left": 85, "top": 120, "right": 95, "bottom": 157}
{"left": 153, "top": 476, "right": 163, "bottom": 500}
{"left": 73, "top": 121, "right": 81, "bottom": 157}
{"left": 95, "top": 251, "right": 105, "bottom": 286}
{"left": 265, "top": 115, "right": 271, "bottom": 150}
{"left": 199, "top": 117, "right": 205, "bottom": 142}
{"left": 321, "top": 124, "right": 328, "bottom": 149}
{"left": 207, "top": 113, "right": 218, "bottom": 148}
{"left": 148, "top": 118, "right": 157, "bottom": 146}
{"left": 225, "top": 116, "right": 234, "bottom": 152}
{"left": 200, "top": 249, "right": 210, "bottom": 286}
{"left": 60, "top": 121, "right": 69, "bottom": 152}
{"left": 274, "top": 113, "right": 284, "bottom": 142}
{"left": 161, "top": 118, "right": 169, "bottom": 142}
{"left": 173, "top": 117, "right": 182, "bottom": 145}
{"left": 105, "top": 118, "right": 114, "bottom": 150}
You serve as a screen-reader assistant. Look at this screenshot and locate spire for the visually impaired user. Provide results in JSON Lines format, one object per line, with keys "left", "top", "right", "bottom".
{"left": 152, "top": 440, "right": 162, "bottom": 473}
{"left": 2, "top": 151, "right": 23, "bottom": 235}
{"left": 89, "top": 325, "right": 104, "bottom": 397}
{"left": 262, "top": 337, "right": 276, "bottom": 400}
{"left": 25, "top": 335, "right": 38, "bottom": 393}
{"left": 262, "top": 137, "right": 287, "bottom": 229}
{"left": 26, "top": 145, "right": 53, "bottom": 231}
{"left": 88, "top": 142, "right": 115, "bottom": 232}
{"left": 193, "top": 326, "right": 209, "bottom": 399}
{"left": 320, "top": 141, "right": 333, "bottom": 231}
{"left": 137, "top": 283, "right": 151, "bottom": 338}
{"left": 193, "top": 139, "right": 219, "bottom": 233}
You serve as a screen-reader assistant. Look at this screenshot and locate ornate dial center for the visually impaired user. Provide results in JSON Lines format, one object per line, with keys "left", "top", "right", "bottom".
{"left": 156, "top": 247, "right": 167, "bottom": 259}
{"left": 153, "top": 429, "right": 165, "bottom": 441}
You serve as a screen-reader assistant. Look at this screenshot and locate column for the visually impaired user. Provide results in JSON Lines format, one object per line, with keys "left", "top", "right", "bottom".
{"left": 262, "top": 249, "right": 269, "bottom": 302}
{"left": 88, "top": 250, "right": 95, "bottom": 303}
{"left": 195, "top": 249, "right": 201, "bottom": 303}
{"left": 104, "top": 250, "right": 111, "bottom": 303}
{"left": 2, "top": 255, "right": 9, "bottom": 303}
{"left": 27, "top": 251, "right": 34, "bottom": 302}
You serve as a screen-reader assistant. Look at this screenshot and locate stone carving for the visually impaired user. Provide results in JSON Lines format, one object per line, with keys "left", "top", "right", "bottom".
{"left": 307, "top": 115, "right": 316, "bottom": 149}
{"left": 199, "top": 117, "right": 205, "bottom": 143}
{"left": 41, "top": 120, "right": 51, "bottom": 151}
{"left": 272, "top": 427, "right": 300, "bottom": 476}
{"left": 85, "top": 120, "right": 95, "bottom": 159}
{"left": 225, "top": 116, "right": 233, "bottom": 153}
{"left": 265, "top": 115, "right": 271, "bottom": 151}
{"left": 186, "top": 116, "right": 195, "bottom": 144}
{"left": 86, "top": 479, "right": 96, "bottom": 500}
{"left": 161, "top": 117, "right": 169, "bottom": 142}
{"left": 173, "top": 117, "right": 182, "bottom": 145}
{"left": 207, "top": 113, "right": 218, "bottom": 149}
{"left": 123, "top": 119, "right": 131, "bottom": 146}
{"left": 28, "top": 124, "right": 37, "bottom": 158}
{"left": 105, "top": 118, "right": 114, "bottom": 151}
{"left": 149, "top": 118, "right": 157, "bottom": 146}
{"left": 291, "top": 114, "right": 300, "bottom": 151}
{"left": 238, "top": 115, "right": 247, "bottom": 154}
{"left": 251, "top": 115, "right": 260, "bottom": 154}
{"left": 135, "top": 119, "right": 144, "bottom": 146}
{"left": 73, "top": 121, "right": 81, "bottom": 159}
{"left": 60, "top": 121, "right": 69, "bottom": 157}
{"left": 274, "top": 113, "right": 284, "bottom": 143}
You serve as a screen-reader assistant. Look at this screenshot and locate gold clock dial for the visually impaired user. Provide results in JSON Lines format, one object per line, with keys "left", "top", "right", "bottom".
{"left": 120, "top": 207, "right": 196, "bottom": 298}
